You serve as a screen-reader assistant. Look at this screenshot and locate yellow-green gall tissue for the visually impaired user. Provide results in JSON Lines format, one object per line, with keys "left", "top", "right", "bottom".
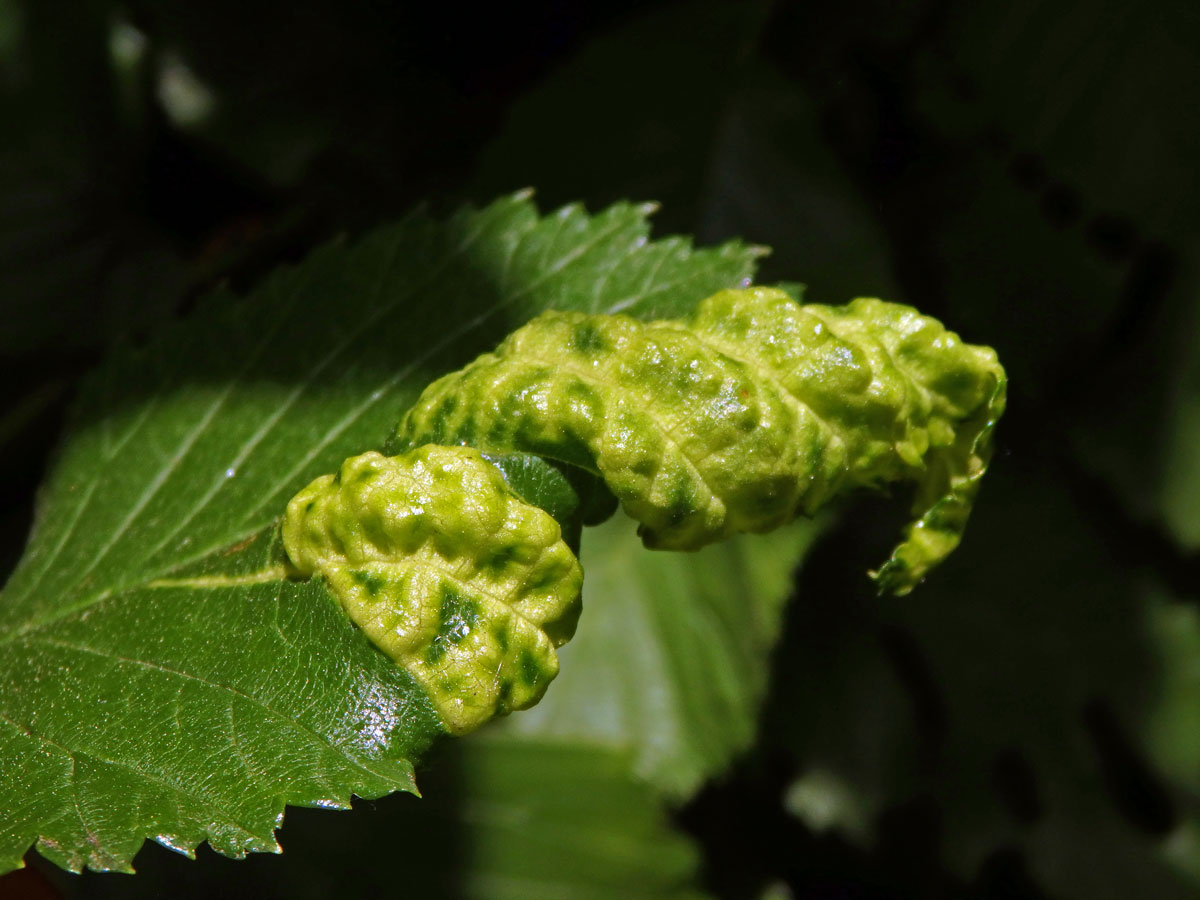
{"left": 283, "top": 445, "right": 583, "bottom": 734}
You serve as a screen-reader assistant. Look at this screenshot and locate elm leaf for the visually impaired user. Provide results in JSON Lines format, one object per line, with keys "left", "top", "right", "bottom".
{"left": 0, "top": 192, "right": 760, "bottom": 874}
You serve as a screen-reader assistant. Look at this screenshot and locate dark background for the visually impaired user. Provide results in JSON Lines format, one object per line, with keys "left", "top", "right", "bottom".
{"left": 2, "top": 1, "right": 1198, "bottom": 897}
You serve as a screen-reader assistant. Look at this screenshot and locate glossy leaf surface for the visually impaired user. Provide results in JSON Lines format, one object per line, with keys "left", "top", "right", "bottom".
{"left": 0, "top": 193, "right": 759, "bottom": 874}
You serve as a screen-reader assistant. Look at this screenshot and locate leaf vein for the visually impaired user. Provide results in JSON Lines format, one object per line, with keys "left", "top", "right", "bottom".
{"left": 19, "top": 632, "right": 405, "bottom": 787}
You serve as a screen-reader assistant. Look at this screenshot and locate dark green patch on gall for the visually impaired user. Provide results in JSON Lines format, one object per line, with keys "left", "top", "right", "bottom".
{"left": 492, "top": 622, "right": 510, "bottom": 653}
{"left": 486, "top": 543, "right": 520, "bottom": 573}
{"left": 564, "top": 380, "right": 604, "bottom": 421}
{"left": 518, "top": 648, "right": 545, "bottom": 687}
{"left": 630, "top": 456, "right": 659, "bottom": 477}
{"left": 570, "top": 320, "right": 609, "bottom": 354}
{"left": 350, "top": 569, "right": 386, "bottom": 596}
{"left": 425, "top": 641, "right": 447, "bottom": 666}
{"left": 438, "top": 583, "right": 481, "bottom": 644}
{"left": 754, "top": 483, "right": 791, "bottom": 519}
{"left": 928, "top": 366, "right": 986, "bottom": 410}
{"left": 423, "top": 408, "right": 450, "bottom": 444}
{"left": 666, "top": 481, "right": 697, "bottom": 526}
{"left": 522, "top": 425, "right": 594, "bottom": 472}
{"left": 529, "top": 566, "right": 563, "bottom": 591}
{"left": 485, "top": 415, "right": 513, "bottom": 447}
{"left": 457, "top": 418, "right": 479, "bottom": 445}
{"left": 509, "top": 366, "right": 554, "bottom": 403}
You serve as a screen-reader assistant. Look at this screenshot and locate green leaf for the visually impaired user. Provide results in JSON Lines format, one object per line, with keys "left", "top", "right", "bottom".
{"left": 910, "top": 0, "right": 1191, "bottom": 409}
{"left": 1072, "top": 248, "right": 1200, "bottom": 549}
{"left": 936, "top": 0, "right": 1200, "bottom": 237}
{"left": 772, "top": 462, "right": 1200, "bottom": 900}
{"left": 497, "top": 509, "right": 823, "bottom": 800}
{"left": 0, "top": 192, "right": 760, "bottom": 874}
{"left": 40, "top": 738, "right": 712, "bottom": 900}
{"left": 928, "top": 2, "right": 1200, "bottom": 553}
{"left": 430, "top": 738, "right": 711, "bottom": 900}
{"left": 471, "top": 1, "right": 769, "bottom": 235}
{"left": 696, "top": 58, "right": 900, "bottom": 305}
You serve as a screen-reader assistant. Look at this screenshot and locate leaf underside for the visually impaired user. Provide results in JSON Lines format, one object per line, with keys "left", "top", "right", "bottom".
{"left": 0, "top": 193, "right": 761, "bottom": 874}
{"left": 498, "top": 509, "right": 823, "bottom": 799}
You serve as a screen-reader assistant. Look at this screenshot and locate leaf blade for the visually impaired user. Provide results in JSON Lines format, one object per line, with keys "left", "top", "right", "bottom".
{"left": 0, "top": 193, "right": 760, "bottom": 873}
{"left": 498, "top": 510, "right": 823, "bottom": 799}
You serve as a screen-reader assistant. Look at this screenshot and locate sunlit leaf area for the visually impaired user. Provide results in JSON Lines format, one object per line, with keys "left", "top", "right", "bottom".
{"left": 1, "top": 1, "right": 1196, "bottom": 897}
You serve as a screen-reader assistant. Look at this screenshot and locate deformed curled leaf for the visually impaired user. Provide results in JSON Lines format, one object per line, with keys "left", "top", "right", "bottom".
{"left": 281, "top": 286, "right": 1003, "bottom": 736}
{"left": 282, "top": 445, "right": 584, "bottom": 735}
{"left": 393, "top": 286, "right": 1006, "bottom": 594}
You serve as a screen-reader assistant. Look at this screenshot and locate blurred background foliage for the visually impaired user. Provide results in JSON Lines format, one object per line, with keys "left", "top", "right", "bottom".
{"left": 1, "top": 0, "right": 1197, "bottom": 897}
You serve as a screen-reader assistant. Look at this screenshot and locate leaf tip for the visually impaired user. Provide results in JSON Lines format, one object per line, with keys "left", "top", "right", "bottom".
{"left": 152, "top": 834, "right": 198, "bottom": 860}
